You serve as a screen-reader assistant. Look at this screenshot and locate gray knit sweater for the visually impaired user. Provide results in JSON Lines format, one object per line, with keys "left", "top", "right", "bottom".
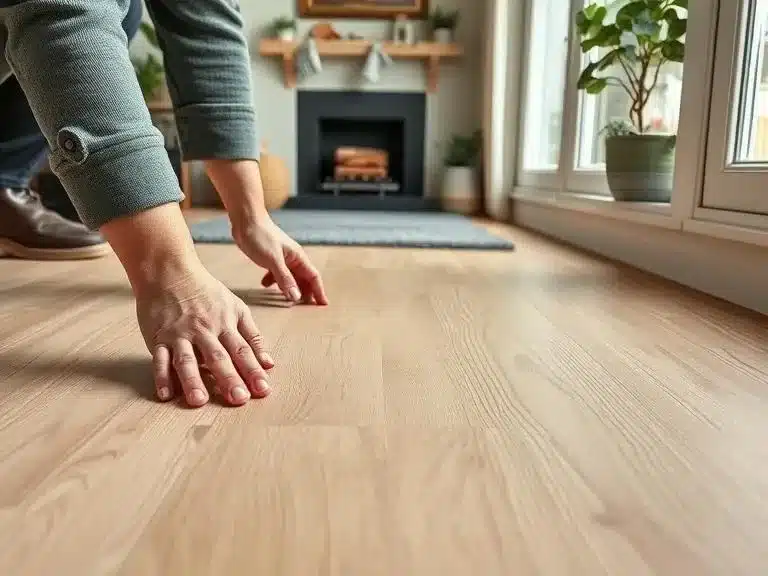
{"left": 0, "top": 0, "right": 259, "bottom": 229}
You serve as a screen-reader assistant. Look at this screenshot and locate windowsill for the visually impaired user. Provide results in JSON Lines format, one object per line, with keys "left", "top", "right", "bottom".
{"left": 511, "top": 187, "right": 678, "bottom": 229}
{"left": 511, "top": 187, "right": 768, "bottom": 248}
{"left": 683, "top": 218, "right": 768, "bottom": 248}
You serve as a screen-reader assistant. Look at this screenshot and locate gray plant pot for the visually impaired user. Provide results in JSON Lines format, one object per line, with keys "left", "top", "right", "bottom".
{"left": 605, "top": 134, "right": 676, "bottom": 202}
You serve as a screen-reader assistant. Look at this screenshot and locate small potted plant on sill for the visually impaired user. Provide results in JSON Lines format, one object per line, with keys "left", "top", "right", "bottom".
{"left": 271, "top": 16, "right": 297, "bottom": 42}
{"left": 576, "top": 0, "right": 687, "bottom": 202}
{"left": 429, "top": 7, "right": 459, "bottom": 44}
{"left": 441, "top": 130, "right": 482, "bottom": 215}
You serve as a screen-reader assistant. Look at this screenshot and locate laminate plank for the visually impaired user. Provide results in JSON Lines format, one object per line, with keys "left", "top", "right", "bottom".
{"left": 0, "top": 215, "right": 766, "bottom": 574}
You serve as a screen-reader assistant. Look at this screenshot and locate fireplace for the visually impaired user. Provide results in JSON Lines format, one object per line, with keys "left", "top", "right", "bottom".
{"left": 292, "top": 90, "right": 431, "bottom": 210}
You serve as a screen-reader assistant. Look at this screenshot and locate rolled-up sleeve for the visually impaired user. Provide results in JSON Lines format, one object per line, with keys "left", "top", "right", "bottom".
{"left": 1, "top": 0, "right": 183, "bottom": 230}
{"left": 144, "top": 0, "right": 260, "bottom": 161}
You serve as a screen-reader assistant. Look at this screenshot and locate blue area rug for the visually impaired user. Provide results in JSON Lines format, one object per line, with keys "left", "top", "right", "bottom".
{"left": 189, "top": 210, "right": 514, "bottom": 250}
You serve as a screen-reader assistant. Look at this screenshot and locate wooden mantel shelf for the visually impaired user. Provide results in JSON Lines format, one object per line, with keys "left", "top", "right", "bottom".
{"left": 259, "top": 39, "right": 463, "bottom": 93}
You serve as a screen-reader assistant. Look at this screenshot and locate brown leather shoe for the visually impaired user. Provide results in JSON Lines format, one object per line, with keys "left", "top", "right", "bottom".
{"left": 0, "top": 188, "right": 110, "bottom": 260}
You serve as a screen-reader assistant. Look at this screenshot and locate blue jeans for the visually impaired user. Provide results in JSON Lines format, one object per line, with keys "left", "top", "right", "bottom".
{"left": 0, "top": 0, "right": 143, "bottom": 189}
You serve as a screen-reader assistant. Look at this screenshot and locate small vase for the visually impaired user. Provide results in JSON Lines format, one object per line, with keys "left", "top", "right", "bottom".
{"left": 441, "top": 166, "right": 478, "bottom": 215}
{"left": 433, "top": 28, "right": 453, "bottom": 43}
{"left": 278, "top": 28, "right": 295, "bottom": 42}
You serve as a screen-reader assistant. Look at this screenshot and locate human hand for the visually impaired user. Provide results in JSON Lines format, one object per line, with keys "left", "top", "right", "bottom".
{"left": 204, "top": 159, "right": 328, "bottom": 306}
{"left": 232, "top": 214, "right": 329, "bottom": 306}
{"left": 135, "top": 262, "right": 274, "bottom": 407}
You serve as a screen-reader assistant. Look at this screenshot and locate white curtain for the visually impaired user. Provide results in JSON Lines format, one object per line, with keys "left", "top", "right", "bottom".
{"left": 482, "top": 0, "right": 523, "bottom": 220}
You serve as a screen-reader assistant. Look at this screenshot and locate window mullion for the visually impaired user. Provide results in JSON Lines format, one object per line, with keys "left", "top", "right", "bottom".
{"left": 558, "top": 0, "right": 584, "bottom": 196}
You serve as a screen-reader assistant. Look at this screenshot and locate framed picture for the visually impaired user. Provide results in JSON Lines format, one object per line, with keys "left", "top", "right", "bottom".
{"left": 298, "top": 0, "right": 429, "bottom": 20}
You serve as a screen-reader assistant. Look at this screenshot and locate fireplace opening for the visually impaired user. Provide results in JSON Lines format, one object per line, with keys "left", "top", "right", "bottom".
{"left": 318, "top": 118, "right": 404, "bottom": 195}
{"left": 297, "top": 91, "right": 426, "bottom": 205}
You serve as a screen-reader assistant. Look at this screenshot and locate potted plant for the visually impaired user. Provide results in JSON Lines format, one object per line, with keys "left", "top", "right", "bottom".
{"left": 576, "top": 0, "right": 687, "bottom": 202}
{"left": 441, "top": 130, "right": 482, "bottom": 214}
{"left": 429, "top": 7, "right": 459, "bottom": 43}
{"left": 271, "top": 16, "right": 297, "bottom": 42}
{"left": 131, "top": 22, "right": 167, "bottom": 104}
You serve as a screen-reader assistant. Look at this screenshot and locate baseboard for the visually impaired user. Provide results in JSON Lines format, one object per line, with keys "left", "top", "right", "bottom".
{"left": 511, "top": 199, "right": 768, "bottom": 316}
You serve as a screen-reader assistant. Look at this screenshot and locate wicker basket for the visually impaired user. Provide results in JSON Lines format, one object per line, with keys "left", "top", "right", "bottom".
{"left": 259, "top": 143, "right": 291, "bottom": 211}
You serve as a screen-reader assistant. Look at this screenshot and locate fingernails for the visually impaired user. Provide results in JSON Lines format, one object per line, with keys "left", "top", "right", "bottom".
{"left": 231, "top": 386, "right": 250, "bottom": 403}
{"left": 189, "top": 389, "right": 207, "bottom": 406}
{"left": 158, "top": 387, "right": 172, "bottom": 401}
{"left": 260, "top": 352, "right": 275, "bottom": 368}
{"left": 289, "top": 287, "right": 302, "bottom": 302}
{"left": 254, "top": 379, "right": 271, "bottom": 397}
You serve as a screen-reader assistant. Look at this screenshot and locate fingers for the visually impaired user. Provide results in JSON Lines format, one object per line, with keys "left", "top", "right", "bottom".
{"left": 220, "top": 330, "right": 271, "bottom": 398}
{"left": 299, "top": 260, "right": 329, "bottom": 306}
{"left": 271, "top": 258, "right": 302, "bottom": 303}
{"left": 153, "top": 345, "right": 174, "bottom": 402}
{"left": 290, "top": 250, "right": 329, "bottom": 306}
{"left": 172, "top": 339, "right": 209, "bottom": 407}
{"left": 196, "top": 334, "right": 251, "bottom": 406}
{"left": 238, "top": 311, "right": 275, "bottom": 370}
{"left": 264, "top": 257, "right": 328, "bottom": 306}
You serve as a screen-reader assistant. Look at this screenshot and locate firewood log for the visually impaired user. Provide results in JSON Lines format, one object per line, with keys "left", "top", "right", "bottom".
{"left": 334, "top": 165, "right": 388, "bottom": 180}
{"left": 343, "top": 154, "right": 389, "bottom": 169}
{"left": 335, "top": 147, "right": 388, "bottom": 167}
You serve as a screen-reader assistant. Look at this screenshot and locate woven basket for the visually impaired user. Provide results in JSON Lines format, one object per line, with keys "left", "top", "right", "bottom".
{"left": 259, "top": 143, "right": 291, "bottom": 210}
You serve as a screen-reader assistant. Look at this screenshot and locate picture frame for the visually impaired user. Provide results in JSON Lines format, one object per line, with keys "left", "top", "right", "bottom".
{"left": 298, "top": 0, "right": 429, "bottom": 20}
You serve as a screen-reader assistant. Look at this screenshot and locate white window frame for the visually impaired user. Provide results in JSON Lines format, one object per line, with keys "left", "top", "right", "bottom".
{"left": 516, "top": 0, "right": 639, "bottom": 197}
{"left": 513, "top": 0, "right": 768, "bottom": 241}
{"left": 515, "top": 0, "right": 569, "bottom": 191}
{"left": 700, "top": 0, "right": 768, "bottom": 216}
{"left": 561, "top": 0, "right": 613, "bottom": 196}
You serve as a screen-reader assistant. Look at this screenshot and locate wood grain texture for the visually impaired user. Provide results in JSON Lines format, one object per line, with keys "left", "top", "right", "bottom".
{"left": 1, "top": 212, "right": 767, "bottom": 575}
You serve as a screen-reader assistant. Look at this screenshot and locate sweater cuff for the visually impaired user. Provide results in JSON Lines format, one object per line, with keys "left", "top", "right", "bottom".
{"left": 49, "top": 128, "right": 184, "bottom": 230}
{"left": 175, "top": 103, "right": 260, "bottom": 161}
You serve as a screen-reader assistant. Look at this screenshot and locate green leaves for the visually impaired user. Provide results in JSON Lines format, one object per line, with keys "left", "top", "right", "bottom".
{"left": 596, "top": 46, "right": 633, "bottom": 71}
{"left": 575, "top": 0, "right": 688, "bottom": 124}
{"left": 133, "top": 53, "right": 165, "bottom": 101}
{"left": 664, "top": 9, "right": 687, "bottom": 39}
{"left": 581, "top": 24, "right": 621, "bottom": 52}
{"left": 576, "top": 5, "right": 607, "bottom": 36}
{"left": 577, "top": 62, "right": 609, "bottom": 95}
{"left": 616, "top": 1, "right": 645, "bottom": 31}
{"left": 585, "top": 78, "right": 608, "bottom": 94}
{"left": 139, "top": 22, "right": 160, "bottom": 48}
{"left": 577, "top": 62, "right": 598, "bottom": 88}
{"left": 661, "top": 39, "right": 685, "bottom": 61}
{"left": 632, "top": 9, "right": 661, "bottom": 38}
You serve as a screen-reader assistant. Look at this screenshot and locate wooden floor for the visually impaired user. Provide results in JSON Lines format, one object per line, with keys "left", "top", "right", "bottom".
{"left": 1, "top": 216, "right": 767, "bottom": 575}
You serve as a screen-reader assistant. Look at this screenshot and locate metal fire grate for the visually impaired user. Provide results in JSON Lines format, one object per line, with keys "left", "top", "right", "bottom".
{"left": 318, "top": 178, "right": 401, "bottom": 196}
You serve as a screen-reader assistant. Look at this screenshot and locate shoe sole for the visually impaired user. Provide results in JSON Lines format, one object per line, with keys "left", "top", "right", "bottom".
{"left": 0, "top": 237, "right": 112, "bottom": 261}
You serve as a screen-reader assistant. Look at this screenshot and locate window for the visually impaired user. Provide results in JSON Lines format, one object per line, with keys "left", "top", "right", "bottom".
{"left": 703, "top": 0, "right": 768, "bottom": 214}
{"left": 518, "top": 0, "right": 571, "bottom": 187}
{"left": 517, "top": 0, "right": 686, "bottom": 197}
{"left": 574, "top": 2, "right": 684, "bottom": 170}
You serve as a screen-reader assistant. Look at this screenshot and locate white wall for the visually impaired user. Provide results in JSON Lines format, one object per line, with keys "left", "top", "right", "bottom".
{"left": 132, "top": 0, "right": 486, "bottom": 204}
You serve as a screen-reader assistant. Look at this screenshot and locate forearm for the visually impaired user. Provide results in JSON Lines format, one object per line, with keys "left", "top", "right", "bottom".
{"left": 0, "top": 0, "right": 182, "bottom": 229}
{"left": 205, "top": 160, "right": 268, "bottom": 230}
{"left": 100, "top": 203, "right": 201, "bottom": 298}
